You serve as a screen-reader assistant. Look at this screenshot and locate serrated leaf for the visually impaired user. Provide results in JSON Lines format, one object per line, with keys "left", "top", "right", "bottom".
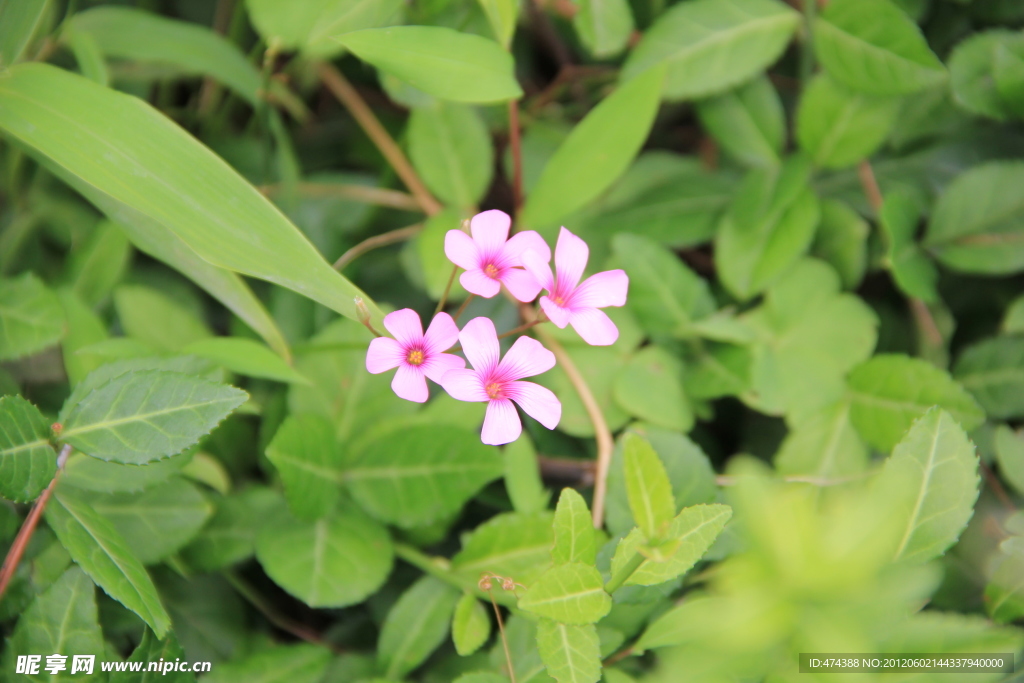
{"left": 181, "top": 486, "right": 283, "bottom": 572}
{"left": 182, "top": 337, "right": 308, "bottom": 384}
{"left": 519, "top": 563, "right": 611, "bottom": 624}
{"left": 0, "top": 395, "right": 56, "bottom": 502}
{"left": 452, "top": 594, "right": 492, "bottom": 656}
{"left": 613, "top": 346, "right": 692, "bottom": 432}
{"left": 378, "top": 577, "right": 461, "bottom": 679}
{"left": 247, "top": 0, "right": 402, "bottom": 59}
{"left": 552, "top": 488, "right": 596, "bottom": 566}
{"left": 62, "top": 356, "right": 220, "bottom": 412}
{"left": 452, "top": 512, "right": 554, "bottom": 587}
{"left": 622, "top": 0, "right": 799, "bottom": 101}
{"left": 814, "top": 0, "right": 946, "bottom": 96}
{"left": 202, "top": 644, "right": 332, "bottom": 683}
{"left": 536, "top": 620, "right": 602, "bottom": 683}
{"left": 45, "top": 487, "right": 171, "bottom": 636}
{"left": 696, "top": 76, "right": 784, "bottom": 168}
{"left": 775, "top": 401, "right": 868, "bottom": 478}
{"left": 62, "top": 449, "right": 192, "bottom": 494}
{"left": 623, "top": 433, "right": 674, "bottom": 541}
{"left": 112, "top": 629, "right": 194, "bottom": 683}
{"left": 345, "top": 425, "right": 501, "bottom": 528}
{"left": 266, "top": 414, "right": 343, "bottom": 520}
{"left": 848, "top": 354, "right": 986, "bottom": 452}
{"left": 573, "top": 0, "right": 634, "bottom": 59}
{"left": 880, "top": 189, "right": 938, "bottom": 302}
{"left": 0, "top": 272, "right": 65, "bottom": 361}
{"left": 60, "top": 369, "right": 246, "bottom": 465}
{"left": 256, "top": 508, "right": 393, "bottom": 607}
{"left": 408, "top": 102, "right": 493, "bottom": 210}
{"left": 504, "top": 436, "right": 550, "bottom": 515}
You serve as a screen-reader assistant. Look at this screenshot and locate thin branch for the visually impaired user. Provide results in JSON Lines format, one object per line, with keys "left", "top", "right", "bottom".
{"left": 223, "top": 571, "right": 340, "bottom": 652}
{"left": 435, "top": 265, "right": 460, "bottom": 315}
{"left": 333, "top": 224, "right": 422, "bottom": 271}
{"left": 981, "top": 461, "right": 1017, "bottom": 513}
{"left": 909, "top": 297, "right": 944, "bottom": 349}
{"left": 488, "top": 590, "right": 517, "bottom": 683}
{"left": 508, "top": 99, "right": 524, "bottom": 215}
{"left": 261, "top": 182, "right": 422, "bottom": 212}
{"left": 857, "top": 159, "right": 883, "bottom": 214}
{"left": 497, "top": 317, "right": 545, "bottom": 340}
{"left": 317, "top": 63, "right": 442, "bottom": 216}
{"left": 453, "top": 294, "right": 476, "bottom": 323}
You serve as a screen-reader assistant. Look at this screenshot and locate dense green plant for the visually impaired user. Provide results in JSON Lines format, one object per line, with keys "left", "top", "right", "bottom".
{"left": 3, "top": 0, "right": 1024, "bottom": 681}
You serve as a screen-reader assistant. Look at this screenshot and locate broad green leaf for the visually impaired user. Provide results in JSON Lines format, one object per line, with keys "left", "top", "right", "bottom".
{"left": 408, "top": 102, "right": 493, "bottom": 209}
{"left": 46, "top": 487, "right": 170, "bottom": 636}
{"left": 949, "top": 30, "right": 1024, "bottom": 122}
{"left": 521, "top": 65, "right": 666, "bottom": 232}
{"left": 613, "top": 346, "right": 692, "bottom": 432}
{"left": 683, "top": 341, "right": 751, "bottom": 400}
{"left": 0, "top": 272, "right": 65, "bottom": 360}
{"left": 873, "top": 408, "right": 980, "bottom": 563}
{"left": 202, "top": 644, "right": 332, "bottom": 683}
{"left": 114, "top": 285, "right": 211, "bottom": 352}
{"left": 75, "top": 478, "right": 213, "bottom": 565}
{"left": 266, "top": 414, "right": 342, "bottom": 520}
{"left": 1005, "top": 294, "right": 1024, "bottom": 334}
{"left": 533, "top": 346, "right": 631, "bottom": 438}
{"left": 504, "top": 436, "right": 550, "bottom": 515}
{"left": 552, "top": 488, "right": 597, "bottom": 566}
{"left": 182, "top": 452, "right": 230, "bottom": 493}
{"left": 7, "top": 567, "right": 104, "bottom": 683}
{"left": 256, "top": 508, "right": 393, "bottom": 607}
{"left": 880, "top": 189, "right": 938, "bottom": 302}
{"left": 67, "top": 218, "right": 131, "bottom": 306}
{"left": 0, "top": 395, "right": 56, "bottom": 503}
{"left": 494, "top": 616, "right": 557, "bottom": 683}
{"left": 609, "top": 504, "right": 731, "bottom": 586}
{"left": 0, "top": 0, "right": 49, "bottom": 68}
{"left": 452, "top": 511, "right": 554, "bottom": 587}
{"left": 67, "top": 28, "right": 108, "bottom": 86}
{"left": 573, "top": 0, "right": 634, "bottom": 59}
{"left": 797, "top": 73, "right": 900, "bottom": 169}
{"left": 455, "top": 675, "right": 509, "bottom": 683}
{"left": 987, "top": 537, "right": 1024, "bottom": 624}
{"left": 811, "top": 198, "right": 869, "bottom": 289}
{"left": 345, "top": 425, "right": 501, "bottom": 528}
{"left": 57, "top": 289, "right": 108, "bottom": 386}
{"left": 848, "top": 354, "right": 986, "bottom": 453}
{"left": 623, "top": 432, "right": 675, "bottom": 540}
{"left": 410, "top": 208, "right": 470, "bottom": 301}
{"left": 0, "top": 63, "right": 384, "bottom": 329}
{"left": 477, "top": 0, "right": 518, "bottom": 48}
{"left": 336, "top": 27, "right": 522, "bottom": 103}
{"left": 814, "top": 0, "right": 946, "bottom": 95}
{"left": 622, "top": 0, "right": 799, "bottom": 101}
{"left": 536, "top": 620, "right": 602, "bottom": 683}
{"left": 181, "top": 486, "right": 283, "bottom": 572}
{"left": 716, "top": 155, "right": 820, "bottom": 300}
{"left": 612, "top": 233, "right": 715, "bottom": 338}
{"left": 695, "top": 76, "right": 784, "bottom": 168}
{"left": 378, "top": 577, "right": 461, "bottom": 679}
{"left": 954, "top": 336, "right": 1024, "bottom": 419}
{"left": 63, "top": 449, "right": 192, "bottom": 494}
{"left": 775, "top": 401, "right": 868, "bottom": 478}
{"left": 924, "top": 162, "right": 1024, "bottom": 275}
{"left": 246, "top": 0, "right": 403, "bottom": 59}
{"left": 995, "top": 425, "right": 1024, "bottom": 496}
{"left": 114, "top": 629, "right": 194, "bottom": 683}
{"left": 60, "top": 369, "right": 247, "bottom": 465}
{"left": 183, "top": 337, "right": 309, "bottom": 384}
{"left": 995, "top": 40, "right": 1024, "bottom": 118}
{"left": 452, "top": 594, "right": 492, "bottom": 656}
{"left": 519, "top": 563, "right": 611, "bottom": 624}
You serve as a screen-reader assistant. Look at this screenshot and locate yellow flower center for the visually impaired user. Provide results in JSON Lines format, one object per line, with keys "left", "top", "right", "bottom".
{"left": 484, "top": 263, "right": 500, "bottom": 279}
{"left": 407, "top": 349, "right": 425, "bottom": 366}
{"left": 485, "top": 382, "right": 503, "bottom": 399}
{"left": 553, "top": 296, "right": 565, "bottom": 305}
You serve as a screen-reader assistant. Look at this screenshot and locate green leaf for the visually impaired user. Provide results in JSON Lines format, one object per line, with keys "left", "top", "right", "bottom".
{"left": 683, "top": 341, "right": 752, "bottom": 400}
{"left": 995, "top": 40, "right": 1024, "bottom": 118}
{"left": 880, "top": 189, "right": 938, "bottom": 302}
{"left": 452, "top": 512, "right": 554, "bottom": 587}
{"left": 63, "top": 449, "right": 192, "bottom": 494}
{"left": 455, "top": 674, "right": 509, "bottom": 683}
{"left": 521, "top": 65, "right": 664, "bottom": 232}
{"left": 378, "top": 577, "right": 461, "bottom": 679}
{"left": 987, "top": 538, "right": 1024, "bottom": 624}
{"left": 114, "top": 285, "right": 211, "bottom": 352}
{"left": 623, "top": 432, "right": 675, "bottom": 541}
{"left": 67, "top": 218, "right": 132, "bottom": 307}
{"left": 716, "top": 155, "right": 820, "bottom": 301}
{"left": 924, "top": 162, "right": 1024, "bottom": 275}
{"left": 183, "top": 337, "right": 309, "bottom": 384}
{"left": 536, "top": 620, "right": 602, "bottom": 683}
{"left": 775, "top": 401, "right": 868, "bottom": 478}
{"left": 202, "top": 644, "right": 332, "bottom": 683}
{"left": 0, "top": 395, "right": 56, "bottom": 503}
{"left": 573, "top": 0, "right": 634, "bottom": 59}
{"left": 113, "top": 629, "right": 195, "bottom": 683}
{"left": 848, "top": 354, "right": 986, "bottom": 452}
{"left": 613, "top": 346, "right": 692, "bottom": 432}
{"left": 256, "top": 507, "right": 393, "bottom": 607}
{"left": 494, "top": 616, "right": 557, "bottom": 683}
{"left": 0, "top": 272, "right": 65, "bottom": 361}
{"left": 797, "top": 73, "right": 900, "bottom": 169}
{"left": 995, "top": 425, "right": 1024, "bottom": 496}
{"left": 954, "top": 336, "right": 1024, "bottom": 419}
{"left": 345, "top": 425, "right": 502, "bottom": 528}
{"left": 609, "top": 503, "right": 731, "bottom": 586}
{"left": 266, "top": 414, "right": 343, "bottom": 520}
{"left": 873, "top": 408, "right": 980, "bottom": 563}
{"left": 696, "top": 76, "right": 783, "bottom": 168}
{"left": 622, "top": 0, "right": 799, "bottom": 101}
{"left": 519, "top": 563, "right": 612, "bottom": 624}
{"left": 336, "top": 27, "right": 522, "bottom": 103}
{"left": 814, "top": 0, "right": 946, "bottom": 96}
{"left": 552, "top": 488, "right": 596, "bottom": 566}
{"left": 408, "top": 102, "right": 493, "bottom": 210}
{"left": 0, "top": 63, "right": 384, "bottom": 329}
{"left": 811, "top": 198, "right": 869, "bottom": 290}
{"left": 477, "top": 0, "right": 518, "bottom": 48}
{"left": 0, "top": 0, "right": 49, "bottom": 68}
{"left": 410, "top": 208, "right": 471, "bottom": 301}
{"left": 246, "top": 0, "right": 402, "bottom": 59}
{"left": 949, "top": 30, "right": 1024, "bottom": 122}
{"left": 57, "top": 289, "right": 108, "bottom": 386}
{"left": 45, "top": 486, "right": 171, "bottom": 636}
{"left": 504, "top": 436, "right": 550, "bottom": 515}
{"left": 452, "top": 594, "right": 492, "bottom": 656}
{"left": 181, "top": 486, "right": 282, "bottom": 572}
{"left": 1004, "top": 294, "right": 1024, "bottom": 334}
{"left": 60, "top": 369, "right": 247, "bottom": 465}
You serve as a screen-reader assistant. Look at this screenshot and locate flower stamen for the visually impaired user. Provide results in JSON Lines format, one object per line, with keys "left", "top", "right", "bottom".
{"left": 483, "top": 263, "right": 500, "bottom": 279}
{"left": 485, "top": 381, "right": 503, "bottom": 399}
{"left": 407, "top": 349, "right": 425, "bottom": 366}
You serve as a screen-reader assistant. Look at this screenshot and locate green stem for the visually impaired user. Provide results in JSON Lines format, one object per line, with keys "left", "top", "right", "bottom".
{"left": 800, "top": 0, "right": 817, "bottom": 84}
{"left": 393, "top": 542, "right": 518, "bottom": 608}
{"left": 452, "top": 293, "right": 475, "bottom": 323}
{"left": 435, "top": 265, "right": 460, "bottom": 315}
{"left": 604, "top": 552, "right": 645, "bottom": 594}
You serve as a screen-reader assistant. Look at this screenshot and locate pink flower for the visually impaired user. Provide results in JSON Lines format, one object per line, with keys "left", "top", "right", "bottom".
{"left": 445, "top": 209, "right": 551, "bottom": 302}
{"left": 365, "top": 309, "right": 465, "bottom": 403}
{"left": 521, "top": 227, "right": 629, "bottom": 346}
{"left": 440, "top": 317, "right": 561, "bottom": 445}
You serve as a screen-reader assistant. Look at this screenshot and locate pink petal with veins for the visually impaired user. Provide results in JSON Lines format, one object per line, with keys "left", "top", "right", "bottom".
{"left": 440, "top": 368, "right": 489, "bottom": 401}
{"left": 366, "top": 337, "right": 405, "bottom": 373}
{"left": 539, "top": 297, "right": 571, "bottom": 328}
{"left": 444, "top": 229, "right": 480, "bottom": 271}
{"left": 569, "top": 307, "right": 619, "bottom": 346}
{"left": 554, "top": 227, "right": 589, "bottom": 292}
{"left": 504, "top": 231, "right": 552, "bottom": 265}
{"left": 482, "top": 398, "right": 522, "bottom": 445}
{"left": 392, "top": 364, "right": 429, "bottom": 403}
{"left": 423, "top": 312, "right": 460, "bottom": 354}
{"left": 573, "top": 270, "right": 628, "bottom": 309}
{"left": 497, "top": 336, "right": 556, "bottom": 380}
{"left": 383, "top": 309, "right": 423, "bottom": 348}
{"left": 501, "top": 267, "right": 544, "bottom": 303}
{"left": 458, "top": 317, "right": 501, "bottom": 375}
{"left": 422, "top": 353, "right": 466, "bottom": 383}
{"left": 471, "top": 210, "right": 511, "bottom": 255}
{"left": 460, "top": 269, "right": 502, "bottom": 298}
{"left": 521, "top": 249, "right": 555, "bottom": 293}
{"left": 507, "top": 381, "right": 561, "bottom": 429}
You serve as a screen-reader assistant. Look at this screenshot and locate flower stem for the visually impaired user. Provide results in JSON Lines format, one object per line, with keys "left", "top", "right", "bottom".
{"left": 508, "top": 99, "right": 524, "bottom": 216}
{"left": 800, "top": 0, "right": 817, "bottom": 84}
{"left": 392, "top": 542, "right": 517, "bottom": 607}
{"left": 261, "top": 183, "right": 422, "bottom": 212}
{"left": 453, "top": 294, "right": 475, "bottom": 323}
{"left": 604, "top": 551, "right": 645, "bottom": 594}
{"left": 333, "top": 223, "right": 423, "bottom": 271}
{"left": 497, "top": 316, "right": 546, "bottom": 340}
{"left": 489, "top": 589, "right": 517, "bottom": 683}
{"left": 435, "top": 265, "right": 460, "bottom": 315}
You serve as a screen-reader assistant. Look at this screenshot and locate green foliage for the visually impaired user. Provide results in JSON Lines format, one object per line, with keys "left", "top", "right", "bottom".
{"left": 552, "top": 488, "right": 597, "bottom": 565}
{"left": 622, "top": 432, "right": 675, "bottom": 541}
{"left": 266, "top": 413, "right": 343, "bottom": 520}
{"left": 536, "top": 620, "right": 602, "bottom": 683}
{"left": 0, "top": 272, "right": 65, "bottom": 360}
{"left": 0, "top": 395, "right": 56, "bottom": 502}
{"left": 695, "top": 76, "right": 784, "bottom": 168}
{"left": 452, "top": 594, "right": 491, "bottom": 656}
{"left": 408, "top": 102, "right": 493, "bottom": 210}
{"left": 519, "top": 563, "right": 612, "bottom": 624}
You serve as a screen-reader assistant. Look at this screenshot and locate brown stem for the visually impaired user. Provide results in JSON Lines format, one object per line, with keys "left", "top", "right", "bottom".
{"left": 508, "top": 99, "right": 524, "bottom": 215}
{"left": 909, "top": 297, "right": 944, "bottom": 349}
{"left": 262, "top": 182, "right": 422, "bottom": 212}
{"left": 488, "top": 590, "right": 517, "bottom": 683}
{"left": 498, "top": 317, "right": 545, "bottom": 340}
{"left": 857, "top": 159, "right": 883, "bottom": 214}
{"left": 981, "top": 462, "right": 1017, "bottom": 513}
{"left": 453, "top": 293, "right": 476, "bottom": 323}
{"left": 333, "top": 224, "right": 423, "bottom": 271}
{"left": 224, "top": 571, "right": 340, "bottom": 652}
{"left": 317, "top": 63, "right": 442, "bottom": 216}
{"left": 435, "top": 265, "right": 461, "bottom": 315}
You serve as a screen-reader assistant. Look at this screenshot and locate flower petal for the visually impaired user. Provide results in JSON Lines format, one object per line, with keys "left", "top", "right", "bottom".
{"left": 383, "top": 309, "right": 423, "bottom": 348}
{"left": 470, "top": 209, "right": 511, "bottom": 256}
{"left": 521, "top": 249, "right": 554, "bottom": 293}
{"left": 392, "top": 364, "right": 429, "bottom": 403}
{"left": 422, "top": 352, "right": 466, "bottom": 383}
{"left": 439, "top": 368, "right": 488, "bottom": 401}
{"left": 554, "top": 227, "right": 589, "bottom": 292}
{"left": 508, "top": 381, "right": 561, "bottom": 430}
{"left": 460, "top": 269, "right": 502, "bottom": 298}
{"left": 366, "top": 337, "right": 405, "bottom": 373}
{"left": 459, "top": 316, "right": 501, "bottom": 374}
{"left": 503, "top": 230, "right": 551, "bottom": 266}
{"left": 497, "top": 335, "right": 556, "bottom": 381}
{"left": 481, "top": 398, "right": 522, "bottom": 445}
{"left": 501, "top": 267, "right": 544, "bottom": 303}
{"left": 572, "top": 269, "right": 628, "bottom": 309}
{"left": 423, "top": 312, "right": 460, "bottom": 354}
{"left": 569, "top": 307, "right": 619, "bottom": 346}
{"left": 539, "top": 297, "right": 571, "bottom": 328}
{"left": 445, "top": 229, "right": 480, "bottom": 270}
